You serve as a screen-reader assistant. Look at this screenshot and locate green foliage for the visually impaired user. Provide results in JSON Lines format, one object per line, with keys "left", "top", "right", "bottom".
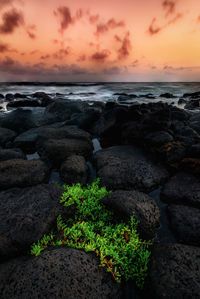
{"left": 30, "top": 178, "right": 152, "bottom": 288}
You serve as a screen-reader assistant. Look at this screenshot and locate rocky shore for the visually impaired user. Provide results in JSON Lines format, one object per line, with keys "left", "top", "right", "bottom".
{"left": 0, "top": 92, "right": 199, "bottom": 298}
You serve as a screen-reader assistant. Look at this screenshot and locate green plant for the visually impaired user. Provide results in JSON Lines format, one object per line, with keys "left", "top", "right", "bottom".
{"left": 30, "top": 178, "right": 152, "bottom": 288}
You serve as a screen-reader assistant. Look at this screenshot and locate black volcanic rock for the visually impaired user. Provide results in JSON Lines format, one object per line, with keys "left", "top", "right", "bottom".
{"left": 146, "top": 243, "right": 200, "bottom": 299}
{"left": 0, "top": 247, "right": 122, "bottom": 299}
{"left": 0, "top": 148, "right": 26, "bottom": 162}
{"left": 38, "top": 138, "right": 93, "bottom": 169}
{"left": 0, "top": 127, "right": 16, "bottom": 147}
{"left": 102, "top": 190, "right": 160, "bottom": 240}
{"left": 168, "top": 204, "right": 200, "bottom": 246}
{"left": 60, "top": 155, "right": 88, "bottom": 185}
{"left": 161, "top": 172, "right": 200, "bottom": 208}
{"left": 185, "top": 99, "right": 200, "bottom": 110}
{"left": 0, "top": 159, "right": 50, "bottom": 190}
{"left": 0, "top": 183, "right": 62, "bottom": 259}
{"left": 95, "top": 145, "right": 168, "bottom": 192}
{"left": 160, "top": 93, "right": 176, "bottom": 98}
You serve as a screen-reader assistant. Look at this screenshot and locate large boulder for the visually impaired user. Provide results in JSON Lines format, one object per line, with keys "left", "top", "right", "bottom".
{"left": 60, "top": 155, "right": 88, "bottom": 185}
{"left": 144, "top": 131, "right": 174, "bottom": 147}
{"left": 0, "top": 247, "right": 122, "bottom": 298}
{"left": 0, "top": 108, "right": 44, "bottom": 133}
{"left": 13, "top": 123, "right": 63, "bottom": 154}
{"left": 38, "top": 138, "right": 93, "bottom": 169}
{"left": 167, "top": 205, "right": 200, "bottom": 246}
{"left": 102, "top": 190, "right": 160, "bottom": 240}
{"left": 0, "top": 159, "right": 50, "bottom": 190}
{"left": 0, "top": 148, "right": 26, "bottom": 162}
{"left": 95, "top": 146, "right": 169, "bottom": 192}
{"left": 145, "top": 243, "right": 200, "bottom": 299}
{"left": 0, "top": 184, "right": 62, "bottom": 259}
{"left": 161, "top": 172, "right": 200, "bottom": 208}
{"left": 0, "top": 127, "right": 16, "bottom": 147}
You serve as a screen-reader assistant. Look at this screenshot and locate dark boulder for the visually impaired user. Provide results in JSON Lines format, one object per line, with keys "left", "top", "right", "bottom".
{"left": 181, "top": 157, "right": 200, "bottom": 175}
{"left": 178, "top": 98, "right": 187, "bottom": 105}
{"left": 0, "top": 94, "right": 4, "bottom": 99}
{"left": 183, "top": 91, "right": 200, "bottom": 98}
{"left": 144, "top": 131, "right": 174, "bottom": 147}
{"left": 14, "top": 93, "right": 27, "bottom": 98}
{"left": 0, "top": 127, "right": 16, "bottom": 147}
{"left": 168, "top": 204, "right": 200, "bottom": 246}
{"left": 0, "top": 183, "right": 62, "bottom": 259}
{"left": 95, "top": 145, "right": 169, "bottom": 192}
{"left": 160, "top": 93, "right": 176, "bottom": 98}
{"left": 0, "top": 159, "right": 50, "bottom": 190}
{"left": 0, "top": 247, "right": 122, "bottom": 299}
{"left": 161, "top": 172, "right": 200, "bottom": 208}
{"left": 185, "top": 99, "right": 200, "bottom": 110}
{"left": 60, "top": 155, "right": 88, "bottom": 185}
{"left": 188, "top": 144, "right": 200, "bottom": 158}
{"left": 0, "top": 148, "right": 26, "bottom": 162}
{"left": 7, "top": 99, "right": 41, "bottom": 108}
{"left": 158, "top": 141, "right": 186, "bottom": 165}
{"left": 5, "top": 93, "right": 14, "bottom": 101}
{"left": 145, "top": 243, "right": 200, "bottom": 299}
{"left": 102, "top": 190, "right": 160, "bottom": 240}
{"left": 38, "top": 138, "right": 93, "bottom": 169}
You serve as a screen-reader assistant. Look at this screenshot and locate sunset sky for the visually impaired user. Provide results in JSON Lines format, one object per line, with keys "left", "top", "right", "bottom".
{"left": 0, "top": 0, "right": 200, "bottom": 81}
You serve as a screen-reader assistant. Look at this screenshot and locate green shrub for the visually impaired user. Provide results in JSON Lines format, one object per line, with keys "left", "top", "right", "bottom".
{"left": 30, "top": 178, "right": 152, "bottom": 288}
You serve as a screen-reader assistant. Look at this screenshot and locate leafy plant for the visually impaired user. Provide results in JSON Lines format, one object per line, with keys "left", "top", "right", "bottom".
{"left": 30, "top": 178, "right": 152, "bottom": 288}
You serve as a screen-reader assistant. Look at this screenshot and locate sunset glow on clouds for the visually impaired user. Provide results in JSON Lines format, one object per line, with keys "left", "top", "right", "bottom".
{"left": 0, "top": 0, "right": 200, "bottom": 81}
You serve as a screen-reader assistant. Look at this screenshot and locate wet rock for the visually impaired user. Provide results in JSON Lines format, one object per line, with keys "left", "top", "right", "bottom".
{"left": 0, "top": 94, "right": 4, "bottom": 99}
{"left": 189, "top": 121, "right": 200, "bottom": 135}
{"left": 160, "top": 93, "right": 176, "bottom": 98}
{"left": 14, "top": 93, "right": 27, "bottom": 98}
{"left": 183, "top": 91, "right": 200, "bottom": 98}
{"left": 95, "top": 145, "right": 169, "bottom": 192}
{"left": 0, "top": 247, "right": 122, "bottom": 299}
{"left": 0, "top": 148, "right": 26, "bottom": 162}
{"left": 185, "top": 99, "right": 200, "bottom": 110}
{"left": 38, "top": 138, "right": 93, "bottom": 169}
{"left": 102, "top": 190, "right": 160, "bottom": 240}
{"left": 145, "top": 243, "right": 200, "bottom": 299}
{"left": 7, "top": 99, "right": 41, "bottom": 108}
{"left": 0, "top": 183, "right": 62, "bottom": 259}
{"left": 168, "top": 205, "right": 200, "bottom": 246}
{"left": 0, "top": 159, "right": 50, "bottom": 190}
{"left": 60, "top": 155, "right": 88, "bottom": 185}
{"left": 5, "top": 93, "right": 14, "bottom": 101}
{"left": 161, "top": 172, "right": 200, "bottom": 208}
{"left": 178, "top": 98, "right": 187, "bottom": 105}
{"left": 170, "top": 106, "right": 190, "bottom": 121}
{"left": 0, "top": 127, "right": 16, "bottom": 147}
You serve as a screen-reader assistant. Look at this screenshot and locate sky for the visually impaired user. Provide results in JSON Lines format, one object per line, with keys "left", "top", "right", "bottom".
{"left": 0, "top": 0, "right": 200, "bottom": 81}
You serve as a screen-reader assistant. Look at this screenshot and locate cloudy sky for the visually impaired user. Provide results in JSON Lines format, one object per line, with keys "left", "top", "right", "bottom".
{"left": 0, "top": 0, "right": 200, "bottom": 81}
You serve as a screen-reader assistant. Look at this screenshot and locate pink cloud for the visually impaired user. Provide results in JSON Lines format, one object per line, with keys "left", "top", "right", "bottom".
{"left": 0, "top": 8, "right": 24, "bottom": 34}
{"left": 95, "top": 18, "right": 125, "bottom": 35}
{"left": 91, "top": 49, "right": 111, "bottom": 61}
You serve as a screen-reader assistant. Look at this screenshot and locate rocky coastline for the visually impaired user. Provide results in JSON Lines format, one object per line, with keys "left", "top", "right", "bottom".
{"left": 0, "top": 91, "right": 199, "bottom": 298}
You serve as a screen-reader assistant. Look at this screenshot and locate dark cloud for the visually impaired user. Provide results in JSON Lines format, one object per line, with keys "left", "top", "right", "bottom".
{"left": 0, "top": 8, "right": 24, "bottom": 34}
{"left": 91, "top": 49, "right": 111, "bottom": 61}
{"left": 148, "top": 18, "right": 162, "bottom": 35}
{"left": 103, "top": 66, "right": 121, "bottom": 75}
{"left": 164, "top": 65, "right": 200, "bottom": 71}
{"left": 162, "top": 0, "right": 176, "bottom": 17}
{"left": 54, "top": 6, "right": 84, "bottom": 33}
{"left": 117, "top": 31, "right": 132, "bottom": 59}
{"left": 53, "top": 47, "right": 70, "bottom": 59}
{"left": 54, "top": 6, "right": 73, "bottom": 33}
{"left": 95, "top": 18, "right": 125, "bottom": 35}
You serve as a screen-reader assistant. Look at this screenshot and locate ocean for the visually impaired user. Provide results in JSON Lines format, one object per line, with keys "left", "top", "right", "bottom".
{"left": 0, "top": 82, "right": 200, "bottom": 109}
